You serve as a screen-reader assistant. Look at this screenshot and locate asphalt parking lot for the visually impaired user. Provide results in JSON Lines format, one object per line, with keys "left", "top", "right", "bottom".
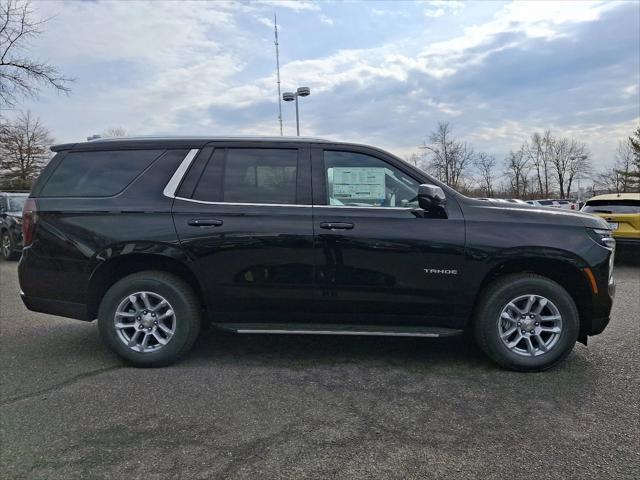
{"left": 1, "top": 260, "right": 639, "bottom": 479}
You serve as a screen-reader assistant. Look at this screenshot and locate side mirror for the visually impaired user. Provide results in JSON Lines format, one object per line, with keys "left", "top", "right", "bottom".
{"left": 417, "top": 184, "right": 447, "bottom": 211}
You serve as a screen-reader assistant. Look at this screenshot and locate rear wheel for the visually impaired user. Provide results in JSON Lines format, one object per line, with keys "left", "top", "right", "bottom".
{"left": 98, "top": 271, "right": 201, "bottom": 367}
{"left": 474, "top": 274, "right": 579, "bottom": 372}
{"left": 1, "top": 231, "right": 19, "bottom": 260}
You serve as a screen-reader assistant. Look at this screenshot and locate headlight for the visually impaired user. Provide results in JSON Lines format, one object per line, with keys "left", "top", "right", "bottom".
{"left": 589, "top": 228, "right": 616, "bottom": 250}
{"left": 588, "top": 228, "right": 615, "bottom": 284}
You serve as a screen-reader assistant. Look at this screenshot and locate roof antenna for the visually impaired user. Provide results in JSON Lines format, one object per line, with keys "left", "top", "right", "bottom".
{"left": 274, "top": 13, "right": 283, "bottom": 136}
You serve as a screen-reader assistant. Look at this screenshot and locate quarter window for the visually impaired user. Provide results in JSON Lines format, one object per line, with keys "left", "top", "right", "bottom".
{"left": 324, "top": 151, "right": 419, "bottom": 208}
{"left": 40, "top": 150, "right": 164, "bottom": 197}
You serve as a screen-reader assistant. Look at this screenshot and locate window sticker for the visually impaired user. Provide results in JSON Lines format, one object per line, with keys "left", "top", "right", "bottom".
{"left": 332, "top": 167, "right": 386, "bottom": 201}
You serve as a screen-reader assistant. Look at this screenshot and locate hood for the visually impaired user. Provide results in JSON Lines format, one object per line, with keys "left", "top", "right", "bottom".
{"left": 468, "top": 198, "right": 609, "bottom": 229}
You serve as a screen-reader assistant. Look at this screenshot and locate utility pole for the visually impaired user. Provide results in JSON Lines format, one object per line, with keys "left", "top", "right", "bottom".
{"left": 274, "top": 13, "right": 283, "bottom": 136}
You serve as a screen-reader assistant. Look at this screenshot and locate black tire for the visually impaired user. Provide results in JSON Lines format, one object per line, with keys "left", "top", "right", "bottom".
{"left": 98, "top": 271, "right": 201, "bottom": 367}
{"left": 473, "top": 273, "right": 579, "bottom": 372}
{"left": 1, "top": 230, "right": 19, "bottom": 261}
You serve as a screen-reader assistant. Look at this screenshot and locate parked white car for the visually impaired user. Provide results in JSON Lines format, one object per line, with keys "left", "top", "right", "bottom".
{"left": 526, "top": 199, "right": 577, "bottom": 210}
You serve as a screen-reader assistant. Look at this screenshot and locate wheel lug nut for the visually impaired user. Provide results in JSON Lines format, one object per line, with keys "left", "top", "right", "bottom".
{"left": 136, "top": 316, "right": 141, "bottom": 320}
{"left": 517, "top": 322, "right": 521, "bottom": 326}
{"left": 521, "top": 330, "right": 526, "bottom": 334}
{"left": 521, "top": 315, "right": 526, "bottom": 319}
{"left": 151, "top": 313, "right": 156, "bottom": 317}
{"left": 147, "top": 327, "right": 152, "bottom": 332}
{"left": 138, "top": 325, "right": 144, "bottom": 329}
{"left": 535, "top": 322, "right": 539, "bottom": 326}
{"left": 530, "top": 314, "right": 535, "bottom": 319}
{"left": 154, "top": 321, "right": 158, "bottom": 325}
{"left": 143, "top": 310, "right": 148, "bottom": 314}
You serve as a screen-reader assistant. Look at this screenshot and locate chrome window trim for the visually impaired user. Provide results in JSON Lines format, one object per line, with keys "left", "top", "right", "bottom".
{"left": 163, "top": 149, "right": 413, "bottom": 211}
{"left": 171, "top": 196, "right": 412, "bottom": 211}
{"left": 162, "top": 148, "right": 199, "bottom": 198}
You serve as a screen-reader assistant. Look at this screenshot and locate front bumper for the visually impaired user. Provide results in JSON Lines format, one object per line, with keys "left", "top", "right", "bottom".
{"left": 613, "top": 237, "right": 640, "bottom": 249}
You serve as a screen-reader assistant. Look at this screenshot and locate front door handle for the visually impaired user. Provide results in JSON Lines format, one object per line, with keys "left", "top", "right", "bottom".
{"left": 320, "top": 222, "right": 354, "bottom": 230}
{"left": 187, "top": 219, "right": 223, "bottom": 227}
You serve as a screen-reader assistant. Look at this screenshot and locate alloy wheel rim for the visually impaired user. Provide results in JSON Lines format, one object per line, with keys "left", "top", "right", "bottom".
{"left": 114, "top": 291, "right": 176, "bottom": 353}
{"left": 1, "top": 234, "right": 11, "bottom": 257}
{"left": 497, "top": 294, "right": 563, "bottom": 357}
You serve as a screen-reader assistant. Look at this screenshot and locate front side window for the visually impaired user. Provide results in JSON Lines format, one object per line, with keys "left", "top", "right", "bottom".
{"left": 191, "top": 148, "right": 298, "bottom": 204}
{"left": 324, "top": 151, "right": 419, "bottom": 208}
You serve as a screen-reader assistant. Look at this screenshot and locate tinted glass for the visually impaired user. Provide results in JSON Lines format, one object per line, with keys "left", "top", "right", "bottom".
{"left": 539, "top": 200, "right": 554, "bottom": 205}
{"left": 223, "top": 149, "right": 298, "bottom": 204}
{"left": 192, "top": 149, "right": 225, "bottom": 202}
{"left": 583, "top": 200, "right": 640, "bottom": 214}
{"left": 41, "top": 150, "right": 164, "bottom": 197}
{"left": 324, "top": 151, "right": 419, "bottom": 207}
{"left": 7, "top": 195, "right": 27, "bottom": 211}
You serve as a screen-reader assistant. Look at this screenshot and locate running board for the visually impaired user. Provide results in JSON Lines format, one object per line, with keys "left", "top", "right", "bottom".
{"left": 211, "top": 323, "right": 464, "bottom": 338}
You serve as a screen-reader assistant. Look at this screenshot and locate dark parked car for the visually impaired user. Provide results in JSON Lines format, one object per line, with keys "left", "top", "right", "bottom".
{"left": 0, "top": 191, "right": 28, "bottom": 260}
{"left": 18, "top": 137, "right": 616, "bottom": 371}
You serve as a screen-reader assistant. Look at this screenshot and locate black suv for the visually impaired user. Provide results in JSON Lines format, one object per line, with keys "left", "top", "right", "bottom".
{"left": 1, "top": 191, "right": 28, "bottom": 260}
{"left": 18, "top": 137, "right": 615, "bottom": 371}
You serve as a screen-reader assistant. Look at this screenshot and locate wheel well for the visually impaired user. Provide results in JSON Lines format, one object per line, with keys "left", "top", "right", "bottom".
{"left": 473, "top": 258, "right": 593, "bottom": 342}
{"left": 87, "top": 254, "right": 205, "bottom": 319}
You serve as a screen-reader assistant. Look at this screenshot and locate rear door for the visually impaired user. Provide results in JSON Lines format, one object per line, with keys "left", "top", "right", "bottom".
{"left": 171, "top": 142, "right": 314, "bottom": 321}
{"left": 310, "top": 146, "right": 467, "bottom": 327}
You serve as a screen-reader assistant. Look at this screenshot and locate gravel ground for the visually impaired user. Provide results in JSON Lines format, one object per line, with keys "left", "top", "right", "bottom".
{"left": 1, "top": 259, "right": 639, "bottom": 479}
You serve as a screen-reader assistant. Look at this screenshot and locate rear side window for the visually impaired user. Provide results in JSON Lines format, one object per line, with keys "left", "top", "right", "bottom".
{"left": 40, "top": 149, "right": 164, "bottom": 197}
{"left": 191, "top": 148, "right": 298, "bottom": 204}
{"left": 583, "top": 200, "right": 640, "bottom": 214}
{"left": 539, "top": 200, "right": 554, "bottom": 205}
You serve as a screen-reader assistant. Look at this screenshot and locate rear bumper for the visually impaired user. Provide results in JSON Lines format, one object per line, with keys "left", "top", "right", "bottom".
{"left": 20, "top": 292, "right": 91, "bottom": 321}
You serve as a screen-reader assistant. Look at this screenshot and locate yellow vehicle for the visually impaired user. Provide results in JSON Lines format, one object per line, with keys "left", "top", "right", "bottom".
{"left": 582, "top": 193, "right": 640, "bottom": 250}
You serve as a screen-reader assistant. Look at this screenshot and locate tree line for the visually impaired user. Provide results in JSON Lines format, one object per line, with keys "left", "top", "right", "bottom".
{"left": 408, "top": 122, "right": 640, "bottom": 199}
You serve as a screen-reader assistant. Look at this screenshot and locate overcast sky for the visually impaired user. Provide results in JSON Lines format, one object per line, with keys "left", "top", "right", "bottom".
{"left": 21, "top": 0, "right": 640, "bottom": 168}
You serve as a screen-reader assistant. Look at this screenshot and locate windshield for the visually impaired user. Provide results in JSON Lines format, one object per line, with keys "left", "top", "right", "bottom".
{"left": 582, "top": 200, "right": 640, "bottom": 214}
{"left": 6, "top": 195, "right": 27, "bottom": 212}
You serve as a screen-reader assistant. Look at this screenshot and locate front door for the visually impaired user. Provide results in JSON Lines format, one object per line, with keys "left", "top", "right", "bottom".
{"left": 311, "top": 147, "right": 467, "bottom": 327}
{"left": 171, "top": 143, "right": 315, "bottom": 322}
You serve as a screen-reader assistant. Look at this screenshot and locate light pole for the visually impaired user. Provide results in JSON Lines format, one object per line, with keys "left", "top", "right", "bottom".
{"left": 282, "top": 87, "right": 310, "bottom": 136}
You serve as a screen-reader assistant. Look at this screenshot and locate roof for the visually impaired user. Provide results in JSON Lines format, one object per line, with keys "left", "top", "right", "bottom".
{"left": 51, "top": 135, "right": 334, "bottom": 152}
{"left": 586, "top": 192, "right": 640, "bottom": 201}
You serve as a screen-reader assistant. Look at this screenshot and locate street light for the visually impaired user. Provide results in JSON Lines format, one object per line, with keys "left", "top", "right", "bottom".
{"left": 282, "top": 86, "right": 311, "bottom": 136}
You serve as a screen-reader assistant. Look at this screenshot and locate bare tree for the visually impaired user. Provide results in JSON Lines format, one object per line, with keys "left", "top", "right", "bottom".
{"left": 550, "top": 137, "right": 590, "bottom": 198}
{"left": 102, "top": 126, "right": 127, "bottom": 138}
{"left": 421, "top": 122, "right": 474, "bottom": 189}
{"left": 474, "top": 152, "right": 496, "bottom": 197}
{"left": 0, "top": 0, "right": 71, "bottom": 107}
{"left": 0, "top": 110, "right": 53, "bottom": 189}
{"left": 524, "top": 131, "right": 554, "bottom": 198}
{"left": 504, "top": 146, "right": 530, "bottom": 198}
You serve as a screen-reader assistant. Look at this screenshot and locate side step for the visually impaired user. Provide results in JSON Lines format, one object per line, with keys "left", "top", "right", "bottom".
{"left": 211, "top": 323, "right": 464, "bottom": 338}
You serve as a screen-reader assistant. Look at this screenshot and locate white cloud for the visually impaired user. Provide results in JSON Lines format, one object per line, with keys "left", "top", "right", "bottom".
{"left": 255, "top": 0, "right": 320, "bottom": 12}
{"left": 319, "top": 14, "right": 334, "bottom": 25}
{"left": 424, "top": 0, "right": 464, "bottom": 18}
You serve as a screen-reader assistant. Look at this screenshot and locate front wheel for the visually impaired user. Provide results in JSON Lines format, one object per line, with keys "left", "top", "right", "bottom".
{"left": 98, "top": 271, "right": 201, "bottom": 367}
{"left": 474, "top": 274, "right": 579, "bottom": 372}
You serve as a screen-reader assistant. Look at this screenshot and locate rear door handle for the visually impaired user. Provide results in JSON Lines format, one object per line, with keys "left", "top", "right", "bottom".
{"left": 187, "top": 219, "right": 223, "bottom": 227}
{"left": 320, "top": 222, "right": 354, "bottom": 230}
